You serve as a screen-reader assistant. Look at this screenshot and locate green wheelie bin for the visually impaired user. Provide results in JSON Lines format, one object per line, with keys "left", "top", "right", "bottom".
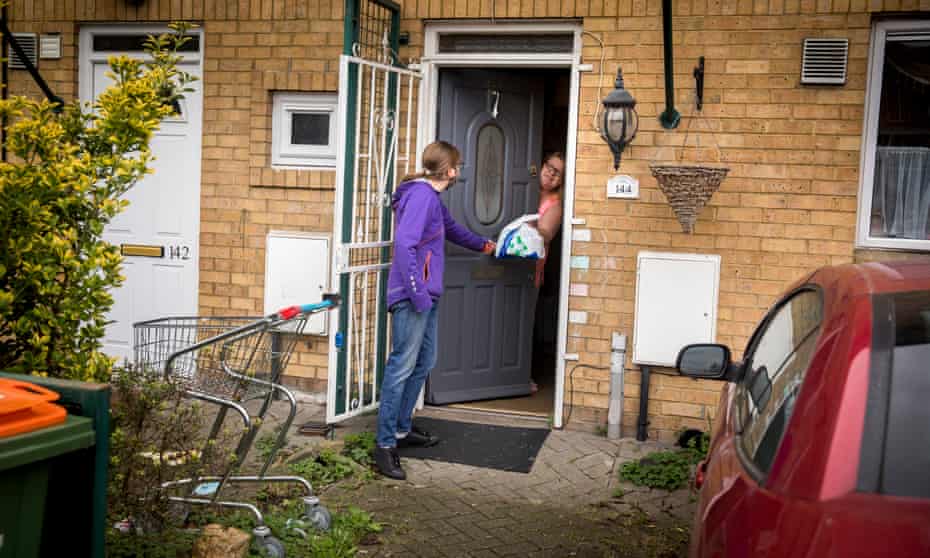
{"left": 0, "top": 373, "right": 109, "bottom": 558}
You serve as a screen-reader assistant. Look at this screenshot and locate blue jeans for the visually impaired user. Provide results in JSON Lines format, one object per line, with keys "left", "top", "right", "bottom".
{"left": 376, "top": 299, "right": 439, "bottom": 448}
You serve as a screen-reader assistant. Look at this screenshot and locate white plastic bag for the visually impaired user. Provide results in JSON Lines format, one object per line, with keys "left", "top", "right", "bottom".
{"left": 495, "top": 214, "right": 545, "bottom": 260}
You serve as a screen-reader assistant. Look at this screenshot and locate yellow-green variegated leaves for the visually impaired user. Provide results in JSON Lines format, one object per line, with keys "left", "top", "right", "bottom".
{"left": 0, "top": 23, "right": 197, "bottom": 382}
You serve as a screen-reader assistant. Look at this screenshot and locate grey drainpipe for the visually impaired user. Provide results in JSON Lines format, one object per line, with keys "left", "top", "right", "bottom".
{"left": 659, "top": 0, "right": 680, "bottom": 129}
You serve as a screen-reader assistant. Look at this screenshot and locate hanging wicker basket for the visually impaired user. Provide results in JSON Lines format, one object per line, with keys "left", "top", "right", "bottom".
{"left": 650, "top": 165, "right": 729, "bottom": 233}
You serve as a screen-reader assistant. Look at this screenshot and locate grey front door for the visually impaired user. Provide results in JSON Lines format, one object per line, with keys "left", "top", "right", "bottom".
{"left": 426, "top": 69, "right": 544, "bottom": 404}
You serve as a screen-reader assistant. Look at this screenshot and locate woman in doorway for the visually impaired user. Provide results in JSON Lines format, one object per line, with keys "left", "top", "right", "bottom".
{"left": 531, "top": 152, "right": 565, "bottom": 393}
{"left": 374, "top": 141, "right": 496, "bottom": 481}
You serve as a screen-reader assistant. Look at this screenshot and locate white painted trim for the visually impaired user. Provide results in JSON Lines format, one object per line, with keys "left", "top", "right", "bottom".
{"left": 425, "top": 54, "right": 576, "bottom": 66}
{"left": 79, "top": 24, "right": 204, "bottom": 115}
{"left": 425, "top": 20, "right": 584, "bottom": 37}
{"left": 78, "top": 24, "right": 203, "bottom": 65}
{"left": 271, "top": 92, "right": 339, "bottom": 169}
{"left": 327, "top": 55, "right": 351, "bottom": 424}
{"left": 554, "top": 27, "right": 584, "bottom": 430}
{"left": 855, "top": 19, "right": 930, "bottom": 251}
{"left": 418, "top": 21, "right": 583, "bottom": 428}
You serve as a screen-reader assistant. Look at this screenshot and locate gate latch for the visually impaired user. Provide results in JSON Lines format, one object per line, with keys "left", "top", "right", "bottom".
{"left": 335, "top": 245, "right": 349, "bottom": 273}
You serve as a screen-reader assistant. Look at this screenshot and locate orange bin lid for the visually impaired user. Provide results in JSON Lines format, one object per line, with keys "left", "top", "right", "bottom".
{"left": 0, "top": 379, "right": 67, "bottom": 438}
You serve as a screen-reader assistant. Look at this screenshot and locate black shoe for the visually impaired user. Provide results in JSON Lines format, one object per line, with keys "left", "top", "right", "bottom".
{"left": 373, "top": 446, "right": 406, "bottom": 480}
{"left": 397, "top": 425, "right": 440, "bottom": 448}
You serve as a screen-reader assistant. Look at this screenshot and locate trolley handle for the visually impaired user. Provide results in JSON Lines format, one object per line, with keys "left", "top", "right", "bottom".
{"left": 275, "top": 293, "right": 341, "bottom": 320}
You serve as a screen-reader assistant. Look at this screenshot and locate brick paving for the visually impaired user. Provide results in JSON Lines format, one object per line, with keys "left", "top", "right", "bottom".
{"left": 265, "top": 401, "right": 696, "bottom": 558}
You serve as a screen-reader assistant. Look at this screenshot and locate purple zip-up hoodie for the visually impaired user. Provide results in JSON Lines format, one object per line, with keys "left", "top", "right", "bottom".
{"left": 387, "top": 179, "right": 487, "bottom": 312}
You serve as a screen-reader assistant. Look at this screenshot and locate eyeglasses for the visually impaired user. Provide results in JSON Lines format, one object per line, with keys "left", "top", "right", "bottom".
{"left": 543, "top": 162, "right": 563, "bottom": 179}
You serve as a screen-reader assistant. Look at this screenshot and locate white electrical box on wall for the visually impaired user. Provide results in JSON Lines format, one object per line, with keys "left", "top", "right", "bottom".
{"left": 633, "top": 251, "right": 721, "bottom": 367}
{"left": 264, "top": 231, "right": 330, "bottom": 335}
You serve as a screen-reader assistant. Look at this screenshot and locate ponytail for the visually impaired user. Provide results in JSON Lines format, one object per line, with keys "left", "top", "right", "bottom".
{"left": 400, "top": 170, "right": 433, "bottom": 183}
{"left": 401, "top": 141, "right": 461, "bottom": 184}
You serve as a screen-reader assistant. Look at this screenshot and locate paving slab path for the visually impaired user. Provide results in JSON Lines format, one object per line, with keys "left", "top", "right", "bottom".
{"left": 264, "top": 401, "right": 696, "bottom": 558}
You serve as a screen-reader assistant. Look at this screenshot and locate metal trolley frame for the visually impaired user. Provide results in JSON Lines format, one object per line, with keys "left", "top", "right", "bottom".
{"left": 132, "top": 294, "right": 340, "bottom": 556}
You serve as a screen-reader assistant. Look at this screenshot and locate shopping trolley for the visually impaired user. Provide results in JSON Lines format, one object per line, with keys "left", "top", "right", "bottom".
{"left": 132, "top": 293, "right": 340, "bottom": 557}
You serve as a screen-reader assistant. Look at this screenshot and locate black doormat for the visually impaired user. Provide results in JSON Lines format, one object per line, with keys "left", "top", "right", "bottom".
{"left": 396, "top": 417, "right": 549, "bottom": 473}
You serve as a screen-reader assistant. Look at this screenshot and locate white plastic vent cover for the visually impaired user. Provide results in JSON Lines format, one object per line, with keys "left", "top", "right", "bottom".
{"left": 9, "top": 33, "right": 38, "bottom": 70}
{"left": 801, "top": 38, "right": 849, "bottom": 85}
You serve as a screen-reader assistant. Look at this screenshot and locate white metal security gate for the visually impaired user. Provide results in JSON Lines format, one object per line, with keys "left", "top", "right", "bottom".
{"left": 327, "top": 53, "right": 421, "bottom": 423}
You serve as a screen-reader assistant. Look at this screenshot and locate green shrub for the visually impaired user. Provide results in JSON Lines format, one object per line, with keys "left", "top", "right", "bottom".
{"left": 251, "top": 504, "right": 381, "bottom": 558}
{"left": 342, "top": 431, "right": 376, "bottom": 467}
{"left": 0, "top": 24, "right": 195, "bottom": 382}
{"left": 288, "top": 449, "right": 357, "bottom": 487}
{"left": 106, "top": 528, "right": 198, "bottom": 558}
{"left": 107, "top": 365, "right": 234, "bottom": 537}
{"left": 195, "top": 502, "right": 381, "bottom": 558}
{"left": 255, "top": 426, "right": 285, "bottom": 463}
{"left": 618, "top": 433, "right": 710, "bottom": 491}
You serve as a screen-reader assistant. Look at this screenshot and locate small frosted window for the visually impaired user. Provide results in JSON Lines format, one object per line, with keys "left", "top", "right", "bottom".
{"left": 475, "top": 124, "right": 504, "bottom": 225}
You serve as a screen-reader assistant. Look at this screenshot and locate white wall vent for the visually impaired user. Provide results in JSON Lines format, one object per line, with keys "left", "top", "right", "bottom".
{"left": 39, "top": 34, "right": 62, "bottom": 59}
{"left": 801, "top": 38, "right": 848, "bottom": 85}
{"left": 9, "top": 33, "right": 38, "bottom": 70}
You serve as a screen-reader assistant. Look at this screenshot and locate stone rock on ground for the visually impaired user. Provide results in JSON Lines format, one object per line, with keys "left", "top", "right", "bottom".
{"left": 192, "top": 524, "right": 251, "bottom": 558}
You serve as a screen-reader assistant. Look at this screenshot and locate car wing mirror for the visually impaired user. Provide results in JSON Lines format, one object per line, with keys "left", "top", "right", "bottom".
{"left": 676, "top": 344, "right": 737, "bottom": 381}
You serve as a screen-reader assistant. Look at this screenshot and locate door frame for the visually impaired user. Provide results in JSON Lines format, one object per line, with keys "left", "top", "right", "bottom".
{"left": 417, "top": 21, "right": 585, "bottom": 429}
{"left": 78, "top": 24, "right": 204, "bottom": 314}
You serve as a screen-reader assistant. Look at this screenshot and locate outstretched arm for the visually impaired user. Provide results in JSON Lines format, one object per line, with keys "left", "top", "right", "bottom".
{"left": 441, "top": 203, "right": 491, "bottom": 252}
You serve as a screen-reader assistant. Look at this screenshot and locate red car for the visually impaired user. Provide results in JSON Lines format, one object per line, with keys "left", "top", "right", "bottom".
{"left": 676, "top": 261, "right": 930, "bottom": 558}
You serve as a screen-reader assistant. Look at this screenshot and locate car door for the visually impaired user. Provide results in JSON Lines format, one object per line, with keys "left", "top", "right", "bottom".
{"left": 695, "top": 288, "right": 824, "bottom": 558}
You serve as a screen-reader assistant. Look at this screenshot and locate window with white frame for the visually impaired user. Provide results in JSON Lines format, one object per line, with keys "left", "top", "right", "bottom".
{"left": 271, "top": 92, "right": 338, "bottom": 168}
{"left": 858, "top": 21, "right": 930, "bottom": 249}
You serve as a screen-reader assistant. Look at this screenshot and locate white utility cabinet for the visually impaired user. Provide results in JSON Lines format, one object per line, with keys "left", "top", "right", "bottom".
{"left": 264, "top": 231, "right": 330, "bottom": 335}
{"left": 633, "top": 251, "right": 721, "bottom": 367}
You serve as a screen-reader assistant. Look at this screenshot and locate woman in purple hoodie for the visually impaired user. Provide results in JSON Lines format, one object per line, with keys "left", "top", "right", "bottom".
{"left": 374, "top": 141, "right": 495, "bottom": 480}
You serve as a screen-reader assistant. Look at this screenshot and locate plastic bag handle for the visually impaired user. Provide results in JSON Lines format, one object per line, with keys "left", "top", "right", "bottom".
{"left": 509, "top": 213, "right": 540, "bottom": 226}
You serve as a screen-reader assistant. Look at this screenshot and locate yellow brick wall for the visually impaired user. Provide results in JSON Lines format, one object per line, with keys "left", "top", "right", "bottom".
{"left": 564, "top": 1, "right": 928, "bottom": 441}
{"left": 9, "top": 0, "right": 346, "bottom": 391}
{"left": 395, "top": 0, "right": 928, "bottom": 442}
{"left": 10, "top": 0, "right": 930, "bottom": 439}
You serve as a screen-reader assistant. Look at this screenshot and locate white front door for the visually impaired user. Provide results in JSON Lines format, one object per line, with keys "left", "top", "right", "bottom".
{"left": 80, "top": 27, "right": 203, "bottom": 363}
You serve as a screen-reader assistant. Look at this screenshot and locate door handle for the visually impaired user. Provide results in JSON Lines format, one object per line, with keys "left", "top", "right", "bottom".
{"left": 529, "top": 165, "right": 538, "bottom": 177}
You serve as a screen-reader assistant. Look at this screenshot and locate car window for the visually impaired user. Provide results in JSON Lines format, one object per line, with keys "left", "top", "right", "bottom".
{"left": 736, "top": 289, "right": 823, "bottom": 475}
{"left": 867, "top": 290, "right": 930, "bottom": 499}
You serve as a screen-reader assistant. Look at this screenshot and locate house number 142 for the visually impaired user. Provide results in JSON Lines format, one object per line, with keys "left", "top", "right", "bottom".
{"left": 169, "top": 245, "right": 191, "bottom": 260}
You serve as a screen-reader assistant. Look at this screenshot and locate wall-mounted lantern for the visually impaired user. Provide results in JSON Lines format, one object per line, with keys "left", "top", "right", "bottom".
{"left": 601, "top": 67, "right": 638, "bottom": 170}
